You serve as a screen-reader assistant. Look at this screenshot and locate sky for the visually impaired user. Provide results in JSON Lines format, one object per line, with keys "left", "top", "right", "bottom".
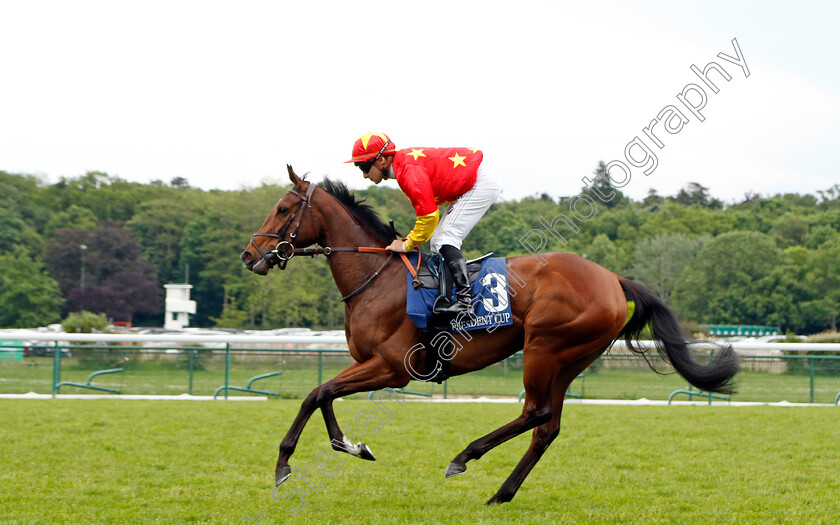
{"left": 1, "top": 0, "right": 838, "bottom": 204}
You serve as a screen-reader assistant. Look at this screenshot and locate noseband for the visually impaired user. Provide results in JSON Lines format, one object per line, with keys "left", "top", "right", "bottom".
{"left": 249, "top": 181, "right": 319, "bottom": 271}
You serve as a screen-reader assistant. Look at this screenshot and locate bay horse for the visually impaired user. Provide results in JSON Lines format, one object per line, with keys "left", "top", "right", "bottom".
{"left": 240, "top": 166, "right": 739, "bottom": 504}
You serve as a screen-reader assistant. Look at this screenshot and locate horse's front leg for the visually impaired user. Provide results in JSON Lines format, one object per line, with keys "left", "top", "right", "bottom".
{"left": 275, "top": 358, "right": 408, "bottom": 484}
{"left": 319, "top": 398, "right": 376, "bottom": 460}
{"left": 275, "top": 360, "right": 366, "bottom": 482}
{"left": 274, "top": 384, "right": 326, "bottom": 484}
{"left": 317, "top": 355, "right": 409, "bottom": 461}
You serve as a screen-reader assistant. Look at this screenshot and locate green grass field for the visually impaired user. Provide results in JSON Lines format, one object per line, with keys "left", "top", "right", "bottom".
{"left": 1, "top": 399, "right": 839, "bottom": 524}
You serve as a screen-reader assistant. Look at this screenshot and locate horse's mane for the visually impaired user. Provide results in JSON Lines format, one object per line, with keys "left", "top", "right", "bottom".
{"left": 320, "top": 178, "right": 395, "bottom": 244}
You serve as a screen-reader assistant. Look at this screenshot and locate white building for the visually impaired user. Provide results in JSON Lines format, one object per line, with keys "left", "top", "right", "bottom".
{"left": 164, "top": 284, "right": 197, "bottom": 330}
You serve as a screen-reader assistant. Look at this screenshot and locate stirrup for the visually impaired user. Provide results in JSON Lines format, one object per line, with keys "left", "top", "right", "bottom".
{"left": 432, "top": 295, "right": 453, "bottom": 315}
{"left": 433, "top": 297, "right": 473, "bottom": 314}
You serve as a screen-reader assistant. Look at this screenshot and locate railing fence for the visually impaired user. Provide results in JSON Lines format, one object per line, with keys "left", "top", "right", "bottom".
{"left": 1, "top": 333, "right": 839, "bottom": 403}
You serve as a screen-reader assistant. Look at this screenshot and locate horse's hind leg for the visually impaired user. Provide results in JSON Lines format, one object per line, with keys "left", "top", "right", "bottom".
{"left": 445, "top": 356, "right": 557, "bottom": 478}
{"left": 485, "top": 373, "right": 573, "bottom": 504}
{"left": 487, "top": 352, "right": 603, "bottom": 504}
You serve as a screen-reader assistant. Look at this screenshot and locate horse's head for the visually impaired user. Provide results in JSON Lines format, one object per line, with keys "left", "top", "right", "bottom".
{"left": 241, "top": 165, "right": 320, "bottom": 275}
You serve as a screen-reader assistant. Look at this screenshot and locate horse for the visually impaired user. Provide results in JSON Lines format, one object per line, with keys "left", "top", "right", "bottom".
{"left": 240, "top": 165, "right": 739, "bottom": 504}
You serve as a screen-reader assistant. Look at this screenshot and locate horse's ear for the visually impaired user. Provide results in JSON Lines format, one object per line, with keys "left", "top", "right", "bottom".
{"left": 287, "top": 164, "right": 302, "bottom": 186}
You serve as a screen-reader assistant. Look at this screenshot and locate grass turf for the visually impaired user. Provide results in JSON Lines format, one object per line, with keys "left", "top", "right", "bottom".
{"left": 1, "top": 399, "right": 839, "bottom": 524}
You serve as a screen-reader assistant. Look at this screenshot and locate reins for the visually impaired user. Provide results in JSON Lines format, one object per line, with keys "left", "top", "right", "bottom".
{"left": 249, "top": 182, "right": 422, "bottom": 302}
{"left": 285, "top": 245, "right": 422, "bottom": 302}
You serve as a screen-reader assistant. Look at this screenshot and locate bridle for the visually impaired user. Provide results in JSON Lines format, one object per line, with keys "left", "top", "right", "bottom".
{"left": 248, "top": 182, "right": 421, "bottom": 302}
{"left": 249, "top": 181, "right": 319, "bottom": 271}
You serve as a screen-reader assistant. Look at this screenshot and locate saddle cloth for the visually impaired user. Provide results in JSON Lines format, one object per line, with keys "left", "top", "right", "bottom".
{"left": 405, "top": 252, "right": 515, "bottom": 332}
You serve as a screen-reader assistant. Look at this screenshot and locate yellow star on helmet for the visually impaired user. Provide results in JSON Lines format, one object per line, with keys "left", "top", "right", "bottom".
{"left": 360, "top": 131, "right": 389, "bottom": 149}
{"left": 448, "top": 152, "right": 467, "bottom": 168}
{"left": 407, "top": 148, "right": 426, "bottom": 160}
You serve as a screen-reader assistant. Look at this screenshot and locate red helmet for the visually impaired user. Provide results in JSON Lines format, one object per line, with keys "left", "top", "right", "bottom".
{"left": 345, "top": 132, "right": 396, "bottom": 163}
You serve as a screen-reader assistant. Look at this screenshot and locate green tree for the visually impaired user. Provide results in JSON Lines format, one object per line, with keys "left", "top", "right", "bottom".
{"left": 170, "top": 176, "right": 190, "bottom": 189}
{"left": 44, "top": 171, "right": 160, "bottom": 224}
{"left": 355, "top": 185, "right": 417, "bottom": 237}
{"left": 61, "top": 311, "right": 109, "bottom": 333}
{"left": 642, "top": 188, "right": 665, "bottom": 208}
{"left": 179, "top": 187, "right": 284, "bottom": 325}
{"left": 231, "top": 257, "right": 343, "bottom": 329}
{"left": 816, "top": 184, "right": 840, "bottom": 206}
{"left": 588, "top": 207, "right": 643, "bottom": 242}
{"left": 752, "top": 260, "right": 810, "bottom": 332}
{"left": 44, "top": 205, "right": 99, "bottom": 236}
{"left": 672, "top": 182, "right": 723, "bottom": 209}
{"left": 0, "top": 171, "right": 52, "bottom": 232}
{"left": 0, "top": 209, "right": 28, "bottom": 254}
{"left": 461, "top": 206, "right": 530, "bottom": 258}
{"left": 580, "top": 161, "right": 629, "bottom": 209}
{"left": 804, "top": 225, "right": 840, "bottom": 249}
{"left": 584, "top": 234, "right": 626, "bottom": 274}
{"left": 672, "top": 231, "right": 784, "bottom": 325}
{"left": 127, "top": 195, "right": 202, "bottom": 283}
{"left": 637, "top": 203, "right": 736, "bottom": 239}
{"left": 210, "top": 296, "right": 250, "bottom": 329}
{"left": 0, "top": 208, "right": 44, "bottom": 258}
{"left": 802, "top": 239, "right": 840, "bottom": 331}
{"left": 0, "top": 248, "right": 64, "bottom": 327}
{"left": 628, "top": 234, "right": 708, "bottom": 304}
{"left": 770, "top": 212, "right": 809, "bottom": 248}
{"left": 637, "top": 203, "right": 693, "bottom": 237}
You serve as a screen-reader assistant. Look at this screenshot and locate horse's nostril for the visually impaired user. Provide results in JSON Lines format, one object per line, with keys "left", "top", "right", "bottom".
{"left": 241, "top": 250, "right": 253, "bottom": 262}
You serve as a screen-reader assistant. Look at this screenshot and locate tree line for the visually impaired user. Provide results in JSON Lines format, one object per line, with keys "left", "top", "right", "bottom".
{"left": 1, "top": 166, "right": 838, "bottom": 334}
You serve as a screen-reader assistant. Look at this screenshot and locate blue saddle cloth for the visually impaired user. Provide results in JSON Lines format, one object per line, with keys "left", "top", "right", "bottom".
{"left": 405, "top": 252, "right": 515, "bottom": 332}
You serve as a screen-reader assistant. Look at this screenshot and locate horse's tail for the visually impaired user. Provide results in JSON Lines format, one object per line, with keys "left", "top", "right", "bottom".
{"left": 617, "top": 277, "right": 739, "bottom": 395}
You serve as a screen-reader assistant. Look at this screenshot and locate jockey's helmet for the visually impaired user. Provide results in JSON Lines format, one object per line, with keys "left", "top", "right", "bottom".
{"left": 345, "top": 132, "right": 396, "bottom": 167}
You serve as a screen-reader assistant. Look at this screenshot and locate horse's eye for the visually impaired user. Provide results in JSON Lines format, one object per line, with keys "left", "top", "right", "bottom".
{"left": 277, "top": 206, "right": 289, "bottom": 216}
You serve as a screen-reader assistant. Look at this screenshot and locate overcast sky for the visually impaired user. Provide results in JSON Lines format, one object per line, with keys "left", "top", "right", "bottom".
{"left": 2, "top": 0, "right": 838, "bottom": 203}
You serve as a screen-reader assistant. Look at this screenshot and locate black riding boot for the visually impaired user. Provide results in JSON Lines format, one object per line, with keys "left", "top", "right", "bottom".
{"left": 434, "top": 257, "right": 473, "bottom": 314}
{"left": 432, "top": 260, "right": 453, "bottom": 315}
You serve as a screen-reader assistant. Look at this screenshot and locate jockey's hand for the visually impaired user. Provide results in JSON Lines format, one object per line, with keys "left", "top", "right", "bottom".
{"left": 386, "top": 238, "right": 408, "bottom": 253}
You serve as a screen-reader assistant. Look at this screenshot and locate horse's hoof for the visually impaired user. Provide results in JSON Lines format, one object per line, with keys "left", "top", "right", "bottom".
{"left": 330, "top": 437, "right": 376, "bottom": 460}
{"left": 275, "top": 466, "right": 292, "bottom": 485}
{"left": 358, "top": 443, "right": 376, "bottom": 461}
{"left": 485, "top": 495, "right": 509, "bottom": 505}
{"left": 486, "top": 491, "right": 514, "bottom": 505}
{"left": 444, "top": 462, "right": 466, "bottom": 478}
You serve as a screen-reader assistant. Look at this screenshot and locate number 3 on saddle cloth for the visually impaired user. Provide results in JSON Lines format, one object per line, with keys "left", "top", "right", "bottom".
{"left": 405, "top": 252, "right": 515, "bottom": 381}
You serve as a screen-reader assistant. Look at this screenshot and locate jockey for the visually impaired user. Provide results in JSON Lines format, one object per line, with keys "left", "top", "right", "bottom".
{"left": 346, "top": 132, "right": 501, "bottom": 314}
